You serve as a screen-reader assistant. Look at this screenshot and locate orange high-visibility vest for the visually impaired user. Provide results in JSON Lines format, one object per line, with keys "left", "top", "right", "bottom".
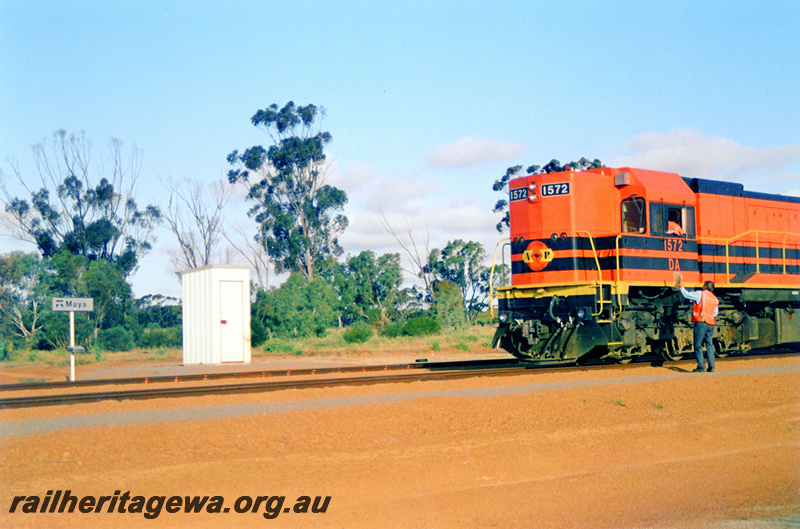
{"left": 692, "top": 290, "right": 719, "bottom": 325}
{"left": 668, "top": 221, "right": 684, "bottom": 236}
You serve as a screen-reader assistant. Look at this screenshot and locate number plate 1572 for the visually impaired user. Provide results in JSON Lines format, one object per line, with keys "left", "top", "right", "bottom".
{"left": 541, "top": 182, "right": 570, "bottom": 196}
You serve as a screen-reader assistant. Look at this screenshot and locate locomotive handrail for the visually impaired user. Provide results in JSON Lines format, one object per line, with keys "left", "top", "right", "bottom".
{"left": 575, "top": 231, "right": 604, "bottom": 316}
{"left": 697, "top": 229, "right": 800, "bottom": 282}
{"left": 489, "top": 238, "right": 510, "bottom": 318}
{"left": 615, "top": 234, "right": 623, "bottom": 307}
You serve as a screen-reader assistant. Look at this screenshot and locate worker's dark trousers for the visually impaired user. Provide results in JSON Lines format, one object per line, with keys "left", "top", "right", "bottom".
{"left": 693, "top": 321, "right": 716, "bottom": 371}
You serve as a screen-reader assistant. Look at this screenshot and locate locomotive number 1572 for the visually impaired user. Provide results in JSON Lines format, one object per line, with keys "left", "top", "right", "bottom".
{"left": 541, "top": 182, "right": 570, "bottom": 196}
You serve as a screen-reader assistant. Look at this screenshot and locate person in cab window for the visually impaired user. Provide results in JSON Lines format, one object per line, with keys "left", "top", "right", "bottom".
{"left": 667, "top": 210, "right": 684, "bottom": 236}
{"left": 675, "top": 274, "right": 719, "bottom": 372}
{"left": 667, "top": 220, "right": 684, "bottom": 236}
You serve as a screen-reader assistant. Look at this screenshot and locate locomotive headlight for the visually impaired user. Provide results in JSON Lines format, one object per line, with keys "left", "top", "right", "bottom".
{"left": 528, "top": 182, "right": 538, "bottom": 202}
{"left": 576, "top": 308, "right": 587, "bottom": 321}
{"left": 498, "top": 312, "right": 509, "bottom": 323}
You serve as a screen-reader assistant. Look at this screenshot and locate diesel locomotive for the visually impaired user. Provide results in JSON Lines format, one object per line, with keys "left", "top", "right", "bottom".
{"left": 491, "top": 167, "right": 800, "bottom": 363}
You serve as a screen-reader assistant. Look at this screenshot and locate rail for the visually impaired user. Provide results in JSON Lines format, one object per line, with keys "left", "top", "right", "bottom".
{"left": 489, "top": 238, "right": 510, "bottom": 318}
{"left": 696, "top": 229, "right": 800, "bottom": 283}
{"left": 615, "top": 234, "right": 624, "bottom": 307}
{"left": 1, "top": 361, "right": 527, "bottom": 409}
{"left": 574, "top": 231, "right": 605, "bottom": 316}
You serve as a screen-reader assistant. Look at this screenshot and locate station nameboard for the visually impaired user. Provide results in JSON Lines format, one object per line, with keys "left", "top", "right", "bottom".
{"left": 52, "top": 297, "right": 94, "bottom": 312}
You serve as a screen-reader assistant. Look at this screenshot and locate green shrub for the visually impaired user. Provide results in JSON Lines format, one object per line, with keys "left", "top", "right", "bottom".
{"left": 263, "top": 339, "right": 296, "bottom": 354}
{"left": 431, "top": 280, "right": 466, "bottom": 330}
{"left": 251, "top": 318, "right": 269, "bottom": 348}
{"left": 474, "top": 310, "right": 496, "bottom": 326}
{"left": 252, "top": 274, "right": 338, "bottom": 339}
{"left": 138, "top": 325, "right": 182, "bottom": 348}
{"left": 343, "top": 322, "right": 373, "bottom": 344}
{"left": 403, "top": 317, "right": 440, "bottom": 337}
{"left": 380, "top": 322, "right": 404, "bottom": 338}
{"left": 97, "top": 325, "right": 135, "bottom": 352}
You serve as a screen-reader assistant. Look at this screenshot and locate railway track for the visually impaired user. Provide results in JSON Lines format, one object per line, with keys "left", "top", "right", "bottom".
{"left": 1, "top": 359, "right": 528, "bottom": 409}
{"left": 1, "top": 349, "right": 795, "bottom": 410}
{"left": 0, "top": 358, "right": 516, "bottom": 392}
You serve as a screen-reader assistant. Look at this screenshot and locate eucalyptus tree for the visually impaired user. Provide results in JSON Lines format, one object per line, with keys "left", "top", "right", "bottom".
{"left": 427, "top": 239, "right": 490, "bottom": 323}
{"left": 322, "top": 251, "right": 403, "bottom": 325}
{"left": 0, "top": 130, "right": 161, "bottom": 277}
{"left": 163, "top": 177, "right": 231, "bottom": 273}
{"left": 0, "top": 252, "right": 48, "bottom": 348}
{"left": 227, "top": 102, "right": 347, "bottom": 282}
{"left": 492, "top": 157, "right": 603, "bottom": 233}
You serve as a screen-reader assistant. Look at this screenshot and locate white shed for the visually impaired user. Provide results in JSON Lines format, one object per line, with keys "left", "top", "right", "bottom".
{"left": 181, "top": 265, "right": 251, "bottom": 364}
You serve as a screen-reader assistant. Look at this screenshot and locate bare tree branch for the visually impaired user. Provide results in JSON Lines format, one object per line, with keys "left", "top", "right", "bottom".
{"left": 163, "top": 177, "right": 231, "bottom": 274}
{"left": 380, "top": 213, "right": 433, "bottom": 300}
{"left": 222, "top": 222, "right": 270, "bottom": 290}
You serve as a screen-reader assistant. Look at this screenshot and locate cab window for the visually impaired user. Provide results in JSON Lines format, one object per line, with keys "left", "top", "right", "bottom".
{"left": 621, "top": 197, "right": 646, "bottom": 234}
{"left": 650, "top": 204, "right": 696, "bottom": 237}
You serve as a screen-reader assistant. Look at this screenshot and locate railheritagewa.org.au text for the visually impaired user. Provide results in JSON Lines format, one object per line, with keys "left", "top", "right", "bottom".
{"left": 9, "top": 490, "right": 331, "bottom": 520}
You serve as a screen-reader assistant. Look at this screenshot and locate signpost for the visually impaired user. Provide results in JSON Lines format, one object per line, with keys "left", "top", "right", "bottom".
{"left": 52, "top": 297, "right": 94, "bottom": 382}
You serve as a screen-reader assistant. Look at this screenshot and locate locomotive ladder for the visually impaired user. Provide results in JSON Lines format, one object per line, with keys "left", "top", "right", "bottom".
{"left": 575, "top": 231, "right": 610, "bottom": 317}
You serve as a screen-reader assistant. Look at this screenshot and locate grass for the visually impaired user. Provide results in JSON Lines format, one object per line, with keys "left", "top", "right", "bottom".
{"left": 256, "top": 325, "right": 495, "bottom": 359}
{"left": 0, "top": 325, "right": 499, "bottom": 368}
{"left": 2, "top": 346, "right": 183, "bottom": 368}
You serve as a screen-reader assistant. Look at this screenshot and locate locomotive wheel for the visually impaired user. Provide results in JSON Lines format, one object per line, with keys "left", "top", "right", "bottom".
{"left": 712, "top": 339, "right": 729, "bottom": 358}
{"left": 659, "top": 339, "right": 683, "bottom": 362}
{"left": 504, "top": 327, "right": 534, "bottom": 361}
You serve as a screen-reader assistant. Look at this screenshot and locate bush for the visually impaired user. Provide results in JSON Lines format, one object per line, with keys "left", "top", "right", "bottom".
{"left": 0, "top": 339, "right": 10, "bottom": 361}
{"left": 263, "top": 339, "right": 297, "bottom": 354}
{"left": 380, "top": 322, "right": 404, "bottom": 338}
{"left": 431, "top": 280, "right": 466, "bottom": 330}
{"left": 343, "top": 322, "right": 373, "bottom": 344}
{"left": 251, "top": 318, "right": 268, "bottom": 348}
{"left": 402, "top": 317, "right": 440, "bottom": 337}
{"left": 97, "top": 325, "right": 135, "bottom": 352}
{"left": 253, "top": 274, "right": 339, "bottom": 339}
{"left": 138, "top": 325, "right": 182, "bottom": 348}
{"left": 474, "top": 309, "right": 496, "bottom": 326}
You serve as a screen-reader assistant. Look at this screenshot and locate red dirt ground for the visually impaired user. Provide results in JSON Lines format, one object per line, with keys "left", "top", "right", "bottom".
{"left": 1, "top": 353, "right": 798, "bottom": 528}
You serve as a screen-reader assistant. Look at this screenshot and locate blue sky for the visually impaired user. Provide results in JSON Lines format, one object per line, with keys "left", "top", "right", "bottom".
{"left": 1, "top": 0, "right": 799, "bottom": 298}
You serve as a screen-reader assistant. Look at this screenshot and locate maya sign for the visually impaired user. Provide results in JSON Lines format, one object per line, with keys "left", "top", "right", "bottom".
{"left": 52, "top": 297, "right": 94, "bottom": 312}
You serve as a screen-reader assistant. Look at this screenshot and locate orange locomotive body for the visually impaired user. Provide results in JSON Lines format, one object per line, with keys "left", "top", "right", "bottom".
{"left": 492, "top": 167, "right": 800, "bottom": 363}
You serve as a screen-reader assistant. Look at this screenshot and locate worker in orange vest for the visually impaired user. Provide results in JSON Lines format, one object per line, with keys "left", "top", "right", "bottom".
{"left": 675, "top": 274, "right": 719, "bottom": 372}
{"left": 667, "top": 220, "right": 684, "bottom": 236}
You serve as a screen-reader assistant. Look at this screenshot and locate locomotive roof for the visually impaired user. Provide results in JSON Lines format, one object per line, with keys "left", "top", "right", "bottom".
{"left": 683, "top": 176, "right": 800, "bottom": 204}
